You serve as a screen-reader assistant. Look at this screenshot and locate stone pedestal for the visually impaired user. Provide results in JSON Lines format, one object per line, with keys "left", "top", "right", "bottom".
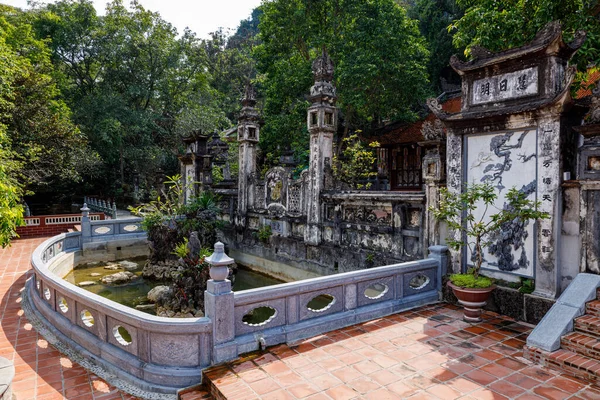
{"left": 204, "top": 280, "right": 236, "bottom": 363}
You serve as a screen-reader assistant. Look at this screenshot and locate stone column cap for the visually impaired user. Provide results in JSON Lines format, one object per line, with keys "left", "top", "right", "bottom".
{"left": 205, "top": 242, "right": 235, "bottom": 266}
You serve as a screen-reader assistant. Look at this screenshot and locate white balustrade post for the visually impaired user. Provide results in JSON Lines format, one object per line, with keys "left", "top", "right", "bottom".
{"left": 204, "top": 242, "right": 236, "bottom": 363}
{"left": 81, "top": 204, "right": 92, "bottom": 243}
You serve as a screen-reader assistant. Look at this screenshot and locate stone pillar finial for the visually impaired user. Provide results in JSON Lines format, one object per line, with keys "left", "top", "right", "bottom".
{"left": 80, "top": 203, "right": 90, "bottom": 217}
{"left": 205, "top": 241, "right": 235, "bottom": 281}
{"left": 204, "top": 241, "right": 236, "bottom": 362}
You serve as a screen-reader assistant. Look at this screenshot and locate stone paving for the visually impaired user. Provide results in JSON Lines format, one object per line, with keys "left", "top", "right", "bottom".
{"left": 2, "top": 237, "right": 600, "bottom": 399}
{"left": 0, "top": 237, "right": 138, "bottom": 400}
{"left": 202, "top": 304, "right": 600, "bottom": 400}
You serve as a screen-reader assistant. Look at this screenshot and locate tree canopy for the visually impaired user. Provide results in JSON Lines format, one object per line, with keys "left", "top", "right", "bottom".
{"left": 0, "top": 0, "right": 598, "bottom": 248}
{"left": 450, "top": 0, "right": 600, "bottom": 70}
{"left": 254, "top": 0, "right": 431, "bottom": 168}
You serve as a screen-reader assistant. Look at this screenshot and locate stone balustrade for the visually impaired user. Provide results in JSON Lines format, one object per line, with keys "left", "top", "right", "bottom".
{"left": 84, "top": 196, "right": 118, "bottom": 219}
{"left": 206, "top": 245, "right": 447, "bottom": 364}
{"left": 26, "top": 208, "right": 448, "bottom": 396}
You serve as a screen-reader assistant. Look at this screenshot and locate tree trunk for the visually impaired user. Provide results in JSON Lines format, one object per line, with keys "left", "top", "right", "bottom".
{"left": 474, "top": 236, "right": 482, "bottom": 278}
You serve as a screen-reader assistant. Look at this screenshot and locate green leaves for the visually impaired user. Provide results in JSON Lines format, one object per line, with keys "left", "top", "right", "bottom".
{"left": 431, "top": 182, "right": 549, "bottom": 276}
{"left": 451, "top": 0, "right": 600, "bottom": 70}
{"left": 333, "top": 134, "right": 379, "bottom": 189}
{"left": 255, "top": 0, "right": 431, "bottom": 166}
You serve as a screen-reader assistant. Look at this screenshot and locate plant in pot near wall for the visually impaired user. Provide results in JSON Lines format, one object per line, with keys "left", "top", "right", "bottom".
{"left": 431, "top": 182, "right": 549, "bottom": 322}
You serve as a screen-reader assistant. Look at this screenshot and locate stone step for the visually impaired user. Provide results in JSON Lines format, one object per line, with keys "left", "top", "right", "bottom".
{"left": 574, "top": 315, "right": 600, "bottom": 336}
{"left": 202, "top": 366, "right": 232, "bottom": 400}
{"left": 588, "top": 300, "right": 600, "bottom": 317}
{"left": 525, "top": 345, "right": 600, "bottom": 384}
{"left": 179, "top": 391, "right": 212, "bottom": 400}
{"left": 177, "top": 384, "right": 213, "bottom": 400}
{"left": 562, "top": 331, "right": 600, "bottom": 360}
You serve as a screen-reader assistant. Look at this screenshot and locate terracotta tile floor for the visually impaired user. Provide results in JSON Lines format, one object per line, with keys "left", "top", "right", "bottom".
{"left": 3, "top": 237, "right": 600, "bottom": 399}
{"left": 203, "top": 305, "right": 600, "bottom": 399}
{"left": 0, "top": 237, "right": 138, "bottom": 399}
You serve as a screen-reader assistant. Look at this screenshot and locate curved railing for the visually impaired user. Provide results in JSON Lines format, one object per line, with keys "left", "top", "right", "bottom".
{"left": 231, "top": 255, "right": 442, "bottom": 355}
{"left": 26, "top": 211, "right": 449, "bottom": 396}
{"left": 27, "top": 220, "right": 212, "bottom": 396}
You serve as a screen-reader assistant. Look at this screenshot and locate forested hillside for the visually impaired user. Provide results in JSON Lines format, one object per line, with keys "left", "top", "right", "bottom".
{"left": 0, "top": 0, "right": 598, "bottom": 246}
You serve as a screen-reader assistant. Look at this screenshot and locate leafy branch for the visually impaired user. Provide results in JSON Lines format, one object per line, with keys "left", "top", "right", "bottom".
{"left": 431, "top": 182, "right": 549, "bottom": 279}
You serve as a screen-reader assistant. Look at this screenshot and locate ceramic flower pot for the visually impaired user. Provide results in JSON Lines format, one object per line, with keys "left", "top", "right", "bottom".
{"left": 448, "top": 281, "right": 495, "bottom": 322}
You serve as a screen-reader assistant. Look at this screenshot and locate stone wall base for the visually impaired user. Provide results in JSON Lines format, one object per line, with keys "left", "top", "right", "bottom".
{"left": 442, "top": 279, "right": 554, "bottom": 325}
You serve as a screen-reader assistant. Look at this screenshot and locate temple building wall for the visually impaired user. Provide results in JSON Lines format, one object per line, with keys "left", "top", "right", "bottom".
{"left": 181, "top": 23, "right": 600, "bottom": 319}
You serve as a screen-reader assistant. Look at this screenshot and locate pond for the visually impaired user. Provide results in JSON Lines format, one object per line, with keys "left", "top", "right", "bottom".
{"left": 63, "top": 258, "right": 286, "bottom": 315}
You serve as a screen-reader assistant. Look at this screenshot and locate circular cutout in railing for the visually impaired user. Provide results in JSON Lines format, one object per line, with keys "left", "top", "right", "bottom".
{"left": 113, "top": 325, "right": 132, "bottom": 346}
{"left": 409, "top": 274, "right": 430, "bottom": 290}
{"left": 307, "top": 294, "right": 335, "bottom": 312}
{"left": 364, "top": 283, "right": 389, "bottom": 300}
{"left": 43, "top": 288, "right": 51, "bottom": 301}
{"left": 242, "top": 306, "right": 277, "bottom": 326}
{"left": 58, "top": 297, "right": 69, "bottom": 313}
{"left": 81, "top": 310, "right": 95, "bottom": 327}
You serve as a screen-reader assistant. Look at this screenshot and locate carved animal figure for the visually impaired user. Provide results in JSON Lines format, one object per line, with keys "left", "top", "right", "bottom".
{"left": 187, "top": 231, "right": 201, "bottom": 258}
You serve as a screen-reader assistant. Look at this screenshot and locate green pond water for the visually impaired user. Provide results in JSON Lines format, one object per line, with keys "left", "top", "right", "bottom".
{"left": 63, "top": 258, "right": 286, "bottom": 315}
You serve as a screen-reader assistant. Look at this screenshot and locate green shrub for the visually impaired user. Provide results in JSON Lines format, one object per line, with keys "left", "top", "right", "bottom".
{"left": 519, "top": 278, "right": 535, "bottom": 294}
{"left": 171, "top": 238, "right": 189, "bottom": 258}
{"left": 449, "top": 273, "right": 493, "bottom": 288}
{"left": 257, "top": 225, "right": 272, "bottom": 244}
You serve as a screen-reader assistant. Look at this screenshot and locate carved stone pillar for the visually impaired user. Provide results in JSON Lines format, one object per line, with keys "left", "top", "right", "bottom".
{"left": 420, "top": 119, "right": 446, "bottom": 255}
{"left": 305, "top": 50, "right": 337, "bottom": 246}
{"left": 445, "top": 129, "right": 463, "bottom": 273}
{"left": 179, "top": 133, "right": 210, "bottom": 204}
{"left": 236, "top": 84, "right": 260, "bottom": 230}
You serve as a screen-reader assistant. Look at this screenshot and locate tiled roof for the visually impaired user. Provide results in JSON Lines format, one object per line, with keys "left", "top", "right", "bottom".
{"left": 368, "top": 96, "right": 461, "bottom": 146}
{"left": 575, "top": 68, "right": 600, "bottom": 100}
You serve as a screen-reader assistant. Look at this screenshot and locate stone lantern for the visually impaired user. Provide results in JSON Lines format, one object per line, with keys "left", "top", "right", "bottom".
{"left": 205, "top": 242, "right": 235, "bottom": 281}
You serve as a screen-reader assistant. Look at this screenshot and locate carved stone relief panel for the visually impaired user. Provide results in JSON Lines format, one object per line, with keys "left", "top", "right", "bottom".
{"left": 254, "top": 183, "right": 266, "bottom": 210}
{"left": 265, "top": 167, "right": 287, "bottom": 208}
{"left": 342, "top": 206, "right": 392, "bottom": 225}
{"left": 465, "top": 129, "right": 538, "bottom": 277}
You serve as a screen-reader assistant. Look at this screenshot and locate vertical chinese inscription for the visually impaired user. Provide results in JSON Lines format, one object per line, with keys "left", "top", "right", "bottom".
{"left": 537, "top": 122, "right": 559, "bottom": 272}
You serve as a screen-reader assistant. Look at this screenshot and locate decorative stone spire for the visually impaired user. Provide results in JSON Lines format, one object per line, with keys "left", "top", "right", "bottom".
{"left": 238, "top": 82, "right": 260, "bottom": 143}
{"left": 305, "top": 49, "right": 338, "bottom": 246}
{"left": 309, "top": 49, "right": 337, "bottom": 105}
{"left": 236, "top": 82, "right": 260, "bottom": 230}
{"left": 241, "top": 83, "right": 257, "bottom": 108}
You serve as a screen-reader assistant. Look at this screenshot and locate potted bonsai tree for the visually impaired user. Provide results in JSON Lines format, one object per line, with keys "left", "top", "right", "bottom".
{"left": 431, "top": 182, "right": 548, "bottom": 322}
